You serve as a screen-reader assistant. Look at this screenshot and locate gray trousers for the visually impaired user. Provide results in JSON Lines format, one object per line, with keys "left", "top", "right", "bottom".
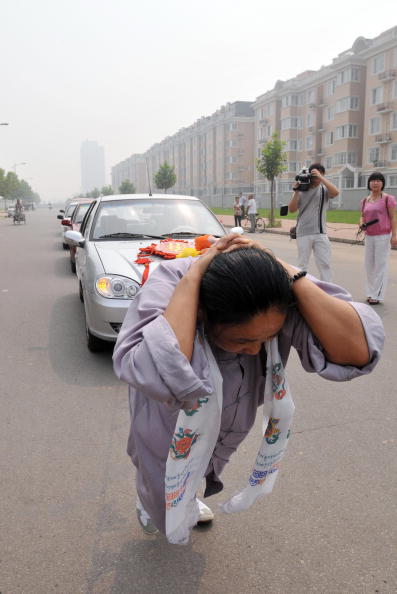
{"left": 249, "top": 214, "right": 256, "bottom": 233}
{"left": 296, "top": 233, "right": 332, "bottom": 282}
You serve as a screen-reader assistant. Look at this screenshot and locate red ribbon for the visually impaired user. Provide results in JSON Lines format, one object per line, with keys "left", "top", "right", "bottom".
{"left": 135, "top": 257, "right": 151, "bottom": 285}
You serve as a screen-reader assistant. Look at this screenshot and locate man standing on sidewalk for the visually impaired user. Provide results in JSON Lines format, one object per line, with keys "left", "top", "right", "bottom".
{"left": 247, "top": 194, "right": 257, "bottom": 233}
{"left": 288, "top": 163, "right": 339, "bottom": 281}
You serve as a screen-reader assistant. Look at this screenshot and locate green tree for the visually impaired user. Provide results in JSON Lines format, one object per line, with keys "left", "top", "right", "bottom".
{"left": 256, "top": 132, "right": 287, "bottom": 227}
{"left": 101, "top": 185, "right": 114, "bottom": 196}
{"left": 119, "top": 179, "right": 136, "bottom": 194}
{"left": 17, "top": 179, "right": 33, "bottom": 202}
{"left": 154, "top": 162, "right": 176, "bottom": 193}
{"left": 3, "top": 171, "right": 20, "bottom": 202}
{"left": 85, "top": 187, "right": 100, "bottom": 198}
{"left": 0, "top": 168, "right": 5, "bottom": 198}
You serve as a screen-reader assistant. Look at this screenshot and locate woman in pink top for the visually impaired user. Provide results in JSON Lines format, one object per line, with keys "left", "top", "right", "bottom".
{"left": 360, "top": 172, "right": 397, "bottom": 304}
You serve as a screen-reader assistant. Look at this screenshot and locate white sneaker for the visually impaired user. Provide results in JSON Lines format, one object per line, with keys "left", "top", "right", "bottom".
{"left": 196, "top": 498, "right": 214, "bottom": 524}
{"left": 136, "top": 497, "right": 159, "bottom": 535}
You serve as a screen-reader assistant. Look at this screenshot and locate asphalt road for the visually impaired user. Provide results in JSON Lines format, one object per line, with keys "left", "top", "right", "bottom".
{"left": 1, "top": 209, "right": 396, "bottom": 594}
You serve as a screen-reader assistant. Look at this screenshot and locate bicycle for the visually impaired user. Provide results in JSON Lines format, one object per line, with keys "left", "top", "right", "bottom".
{"left": 241, "top": 214, "right": 266, "bottom": 233}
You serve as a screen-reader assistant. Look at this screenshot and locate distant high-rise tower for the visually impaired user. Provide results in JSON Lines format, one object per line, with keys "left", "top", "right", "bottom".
{"left": 80, "top": 140, "right": 105, "bottom": 193}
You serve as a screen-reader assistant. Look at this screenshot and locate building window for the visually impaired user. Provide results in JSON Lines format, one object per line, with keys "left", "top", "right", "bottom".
{"left": 325, "top": 78, "right": 337, "bottom": 96}
{"left": 335, "top": 124, "right": 358, "bottom": 139}
{"left": 325, "top": 131, "right": 334, "bottom": 146}
{"left": 307, "top": 112, "right": 314, "bottom": 127}
{"left": 307, "top": 89, "right": 316, "bottom": 104}
{"left": 371, "top": 86, "right": 384, "bottom": 105}
{"left": 391, "top": 144, "right": 397, "bottom": 161}
{"left": 288, "top": 162, "right": 298, "bottom": 172}
{"left": 369, "top": 147, "right": 380, "bottom": 163}
{"left": 282, "top": 93, "right": 304, "bottom": 107}
{"left": 230, "top": 122, "right": 237, "bottom": 131}
{"left": 336, "top": 67, "right": 360, "bottom": 85}
{"left": 389, "top": 174, "right": 397, "bottom": 186}
{"left": 373, "top": 53, "right": 385, "bottom": 74}
{"left": 342, "top": 177, "right": 354, "bottom": 188}
{"left": 326, "top": 106, "right": 334, "bottom": 121}
{"left": 334, "top": 152, "right": 357, "bottom": 165}
{"left": 394, "top": 81, "right": 397, "bottom": 99}
{"left": 392, "top": 112, "right": 397, "bottom": 130}
{"left": 325, "top": 156, "right": 333, "bottom": 169}
{"left": 306, "top": 136, "right": 313, "bottom": 150}
{"left": 370, "top": 117, "right": 381, "bottom": 134}
{"left": 281, "top": 117, "right": 303, "bottom": 130}
{"left": 260, "top": 104, "right": 274, "bottom": 118}
{"left": 335, "top": 96, "right": 359, "bottom": 113}
{"left": 286, "top": 139, "right": 302, "bottom": 151}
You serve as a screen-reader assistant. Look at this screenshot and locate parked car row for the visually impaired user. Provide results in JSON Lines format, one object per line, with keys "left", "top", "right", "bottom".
{"left": 58, "top": 193, "right": 226, "bottom": 352}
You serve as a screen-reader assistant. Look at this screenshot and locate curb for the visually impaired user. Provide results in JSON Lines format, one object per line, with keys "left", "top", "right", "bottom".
{"left": 224, "top": 225, "right": 363, "bottom": 246}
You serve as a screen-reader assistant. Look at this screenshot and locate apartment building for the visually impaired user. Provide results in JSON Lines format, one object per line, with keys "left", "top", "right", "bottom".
{"left": 111, "top": 26, "right": 397, "bottom": 210}
{"left": 111, "top": 154, "right": 147, "bottom": 193}
{"left": 112, "top": 101, "right": 255, "bottom": 207}
{"left": 253, "top": 26, "right": 397, "bottom": 208}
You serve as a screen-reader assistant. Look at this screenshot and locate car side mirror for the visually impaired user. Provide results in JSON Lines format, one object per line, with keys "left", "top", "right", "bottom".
{"left": 65, "top": 230, "right": 85, "bottom": 247}
{"left": 57, "top": 214, "right": 64, "bottom": 219}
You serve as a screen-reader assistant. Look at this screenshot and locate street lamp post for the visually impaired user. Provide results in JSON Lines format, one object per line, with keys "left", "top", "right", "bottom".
{"left": 13, "top": 162, "right": 27, "bottom": 174}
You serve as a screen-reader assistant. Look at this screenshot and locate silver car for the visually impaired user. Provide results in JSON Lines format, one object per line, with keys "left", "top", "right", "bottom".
{"left": 57, "top": 201, "right": 78, "bottom": 249}
{"left": 65, "top": 193, "right": 225, "bottom": 352}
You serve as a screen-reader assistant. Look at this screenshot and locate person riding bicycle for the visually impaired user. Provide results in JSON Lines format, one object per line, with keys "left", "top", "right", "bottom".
{"left": 15, "top": 199, "right": 23, "bottom": 215}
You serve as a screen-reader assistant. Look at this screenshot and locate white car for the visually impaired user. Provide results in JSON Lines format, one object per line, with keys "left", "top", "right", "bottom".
{"left": 57, "top": 201, "right": 78, "bottom": 249}
{"left": 65, "top": 193, "right": 225, "bottom": 351}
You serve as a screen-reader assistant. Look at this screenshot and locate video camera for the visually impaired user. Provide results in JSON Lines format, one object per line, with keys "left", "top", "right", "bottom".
{"left": 294, "top": 167, "right": 312, "bottom": 192}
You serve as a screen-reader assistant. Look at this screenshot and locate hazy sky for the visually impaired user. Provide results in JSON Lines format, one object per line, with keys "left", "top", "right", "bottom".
{"left": 0, "top": 0, "right": 395, "bottom": 202}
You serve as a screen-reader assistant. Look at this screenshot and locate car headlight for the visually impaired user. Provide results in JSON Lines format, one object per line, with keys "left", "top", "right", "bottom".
{"left": 96, "top": 275, "right": 140, "bottom": 299}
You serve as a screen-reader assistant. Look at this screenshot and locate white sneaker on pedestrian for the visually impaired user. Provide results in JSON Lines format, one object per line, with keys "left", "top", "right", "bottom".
{"left": 196, "top": 498, "right": 214, "bottom": 524}
{"left": 136, "top": 497, "right": 159, "bottom": 535}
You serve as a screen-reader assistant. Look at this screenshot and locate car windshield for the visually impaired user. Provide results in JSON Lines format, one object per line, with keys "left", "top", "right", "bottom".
{"left": 74, "top": 203, "right": 91, "bottom": 224}
{"left": 91, "top": 198, "right": 224, "bottom": 240}
{"left": 65, "top": 203, "right": 77, "bottom": 217}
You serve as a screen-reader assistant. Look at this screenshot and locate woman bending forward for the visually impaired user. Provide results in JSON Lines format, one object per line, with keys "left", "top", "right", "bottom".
{"left": 113, "top": 234, "right": 384, "bottom": 542}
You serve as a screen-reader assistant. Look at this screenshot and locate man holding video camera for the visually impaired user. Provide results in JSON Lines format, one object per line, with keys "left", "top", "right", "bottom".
{"left": 288, "top": 163, "right": 339, "bottom": 281}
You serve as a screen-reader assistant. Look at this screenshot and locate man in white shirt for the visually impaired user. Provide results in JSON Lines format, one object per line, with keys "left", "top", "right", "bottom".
{"left": 247, "top": 194, "right": 257, "bottom": 233}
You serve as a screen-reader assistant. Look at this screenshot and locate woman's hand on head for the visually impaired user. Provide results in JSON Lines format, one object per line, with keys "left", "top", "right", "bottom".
{"left": 193, "top": 233, "right": 268, "bottom": 275}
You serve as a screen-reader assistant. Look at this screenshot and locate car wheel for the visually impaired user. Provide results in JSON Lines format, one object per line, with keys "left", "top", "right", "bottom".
{"left": 79, "top": 281, "right": 84, "bottom": 303}
{"left": 70, "top": 258, "right": 76, "bottom": 274}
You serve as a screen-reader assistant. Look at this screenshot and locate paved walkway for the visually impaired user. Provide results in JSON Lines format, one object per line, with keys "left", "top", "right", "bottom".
{"left": 217, "top": 214, "right": 360, "bottom": 244}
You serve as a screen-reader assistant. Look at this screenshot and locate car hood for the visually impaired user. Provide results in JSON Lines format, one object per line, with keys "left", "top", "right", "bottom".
{"left": 94, "top": 240, "right": 163, "bottom": 283}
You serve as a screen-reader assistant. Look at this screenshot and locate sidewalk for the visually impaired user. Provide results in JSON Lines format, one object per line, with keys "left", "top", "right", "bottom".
{"left": 217, "top": 214, "right": 360, "bottom": 244}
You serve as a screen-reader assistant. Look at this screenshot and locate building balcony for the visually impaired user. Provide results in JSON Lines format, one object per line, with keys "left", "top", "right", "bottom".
{"left": 376, "top": 103, "right": 393, "bottom": 114}
{"left": 259, "top": 118, "right": 268, "bottom": 124}
{"left": 308, "top": 103, "right": 317, "bottom": 109}
{"left": 378, "top": 70, "right": 396, "bottom": 81}
{"left": 375, "top": 133, "right": 392, "bottom": 143}
{"left": 372, "top": 160, "right": 388, "bottom": 168}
